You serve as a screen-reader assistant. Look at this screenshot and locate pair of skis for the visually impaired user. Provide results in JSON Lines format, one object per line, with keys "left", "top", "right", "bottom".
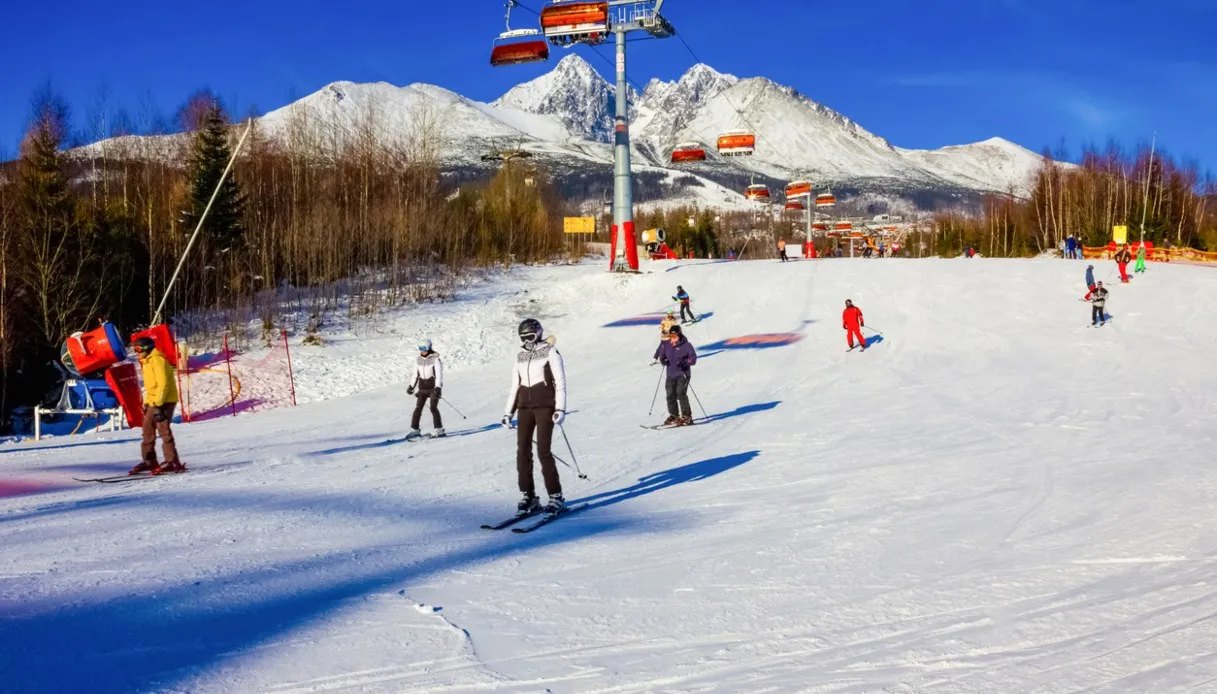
{"left": 73, "top": 470, "right": 186, "bottom": 484}
{"left": 481, "top": 503, "right": 588, "bottom": 533}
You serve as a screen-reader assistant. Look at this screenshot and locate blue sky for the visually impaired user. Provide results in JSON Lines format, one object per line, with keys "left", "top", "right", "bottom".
{"left": 2, "top": 0, "right": 1214, "bottom": 172}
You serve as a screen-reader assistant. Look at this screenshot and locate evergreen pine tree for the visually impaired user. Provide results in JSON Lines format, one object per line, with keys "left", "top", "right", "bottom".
{"left": 182, "top": 100, "right": 245, "bottom": 250}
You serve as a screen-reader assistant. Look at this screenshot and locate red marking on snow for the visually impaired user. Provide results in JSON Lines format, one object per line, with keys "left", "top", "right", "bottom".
{"left": 0, "top": 480, "right": 64, "bottom": 499}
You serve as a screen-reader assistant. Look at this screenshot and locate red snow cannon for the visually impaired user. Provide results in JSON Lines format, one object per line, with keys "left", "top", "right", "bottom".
{"left": 129, "top": 323, "right": 179, "bottom": 366}
{"left": 61, "top": 322, "right": 127, "bottom": 376}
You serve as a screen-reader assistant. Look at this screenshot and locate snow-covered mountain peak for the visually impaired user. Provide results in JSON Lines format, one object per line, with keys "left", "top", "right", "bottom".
{"left": 492, "top": 53, "right": 626, "bottom": 142}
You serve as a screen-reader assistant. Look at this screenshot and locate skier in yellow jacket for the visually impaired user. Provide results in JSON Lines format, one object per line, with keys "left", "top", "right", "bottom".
{"left": 129, "top": 337, "right": 185, "bottom": 475}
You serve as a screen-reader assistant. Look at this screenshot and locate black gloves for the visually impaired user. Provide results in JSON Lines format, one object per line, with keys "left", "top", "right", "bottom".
{"left": 407, "top": 385, "right": 415, "bottom": 395}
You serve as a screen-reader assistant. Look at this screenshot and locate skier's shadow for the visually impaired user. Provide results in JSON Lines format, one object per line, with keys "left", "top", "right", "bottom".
{"left": 573, "top": 450, "right": 759, "bottom": 511}
{"left": 862, "top": 334, "right": 885, "bottom": 348}
{"left": 698, "top": 400, "right": 780, "bottom": 424}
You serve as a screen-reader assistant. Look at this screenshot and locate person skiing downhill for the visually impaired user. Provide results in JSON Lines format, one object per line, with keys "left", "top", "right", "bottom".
{"left": 1090, "top": 281, "right": 1109, "bottom": 326}
{"left": 653, "top": 324, "right": 698, "bottom": 425}
{"left": 843, "top": 299, "right": 867, "bottom": 351}
{"left": 502, "top": 318, "right": 568, "bottom": 517}
{"left": 673, "top": 285, "right": 694, "bottom": 324}
{"left": 1134, "top": 243, "right": 1147, "bottom": 274}
{"left": 128, "top": 337, "right": 186, "bottom": 475}
{"left": 1115, "top": 244, "right": 1132, "bottom": 283}
{"left": 1083, "top": 264, "right": 1097, "bottom": 300}
{"left": 406, "top": 338, "right": 444, "bottom": 439}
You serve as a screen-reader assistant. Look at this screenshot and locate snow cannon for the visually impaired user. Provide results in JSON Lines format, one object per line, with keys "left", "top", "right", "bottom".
{"left": 61, "top": 322, "right": 127, "bottom": 377}
{"left": 129, "top": 323, "right": 180, "bottom": 367}
{"left": 641, "top": 228, "right": 666, "bottom": 245}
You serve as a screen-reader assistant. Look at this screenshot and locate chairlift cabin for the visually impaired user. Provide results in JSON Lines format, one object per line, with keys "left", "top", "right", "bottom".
{"left": 490, "top": 29, "right": 550, "bottom": 66}
{"left": 745, "top": 184, "right": 771, "bottom": 202}
{"left": 785, "top": 180, "right": 812, "bottom": 199}
{"left": 717, "top": 130, "right": 756, "bottom": 156}
{"left": 670, "top": 142, "right": 707, "bottom": 163}
{"left": 812, "top": 222, "right": 828, "bottom": 232}
{"left": 784, "top": 200, "right": 805, "bottom": 211}
{"left": 815, "top": 193, "right": 836, "bottom": 208}
{"left": 835, "top": 221, "right": 854, "bottom": 233}
{"left": 540, "top": 1, "right": 610, "bottom": 46}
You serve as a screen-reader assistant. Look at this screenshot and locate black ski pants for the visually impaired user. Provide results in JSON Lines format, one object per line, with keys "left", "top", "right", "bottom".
{"left": 516, "top": 407, "right": 561, "bottom": 497}
{"left": 1092, "top": 304, "right": 1105, "bottom": 324}
{"left": 679, "top": 303, "right": 695, "bottom": 322}
{"left": 411, "top": 391, "right": 442, "bottom": 430}
{"left": 665, "top": 374, "right": 692, "bottom": 418}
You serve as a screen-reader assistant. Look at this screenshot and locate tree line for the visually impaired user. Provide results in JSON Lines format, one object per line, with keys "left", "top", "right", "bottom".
{"left": 0, "top": 90, "right": 565, "bottom": 431}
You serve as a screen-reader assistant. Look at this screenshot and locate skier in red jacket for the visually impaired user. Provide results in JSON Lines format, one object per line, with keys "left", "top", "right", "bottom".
{"left": 843, "top": 299, "right": 866, "bottom": 351}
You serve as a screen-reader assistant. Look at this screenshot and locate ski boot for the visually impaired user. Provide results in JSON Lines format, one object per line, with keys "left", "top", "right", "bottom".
{"left": 405, "top": 428, "right": 422, "bottom": 441}
{"left": 676, "top": 416, "right": 694, "bottom": 427}
{"left": 517, "top": 493, "right": 541, "bottom": 516}
{"left": 129, "top": 461, "right": 160, "bottom": 476}
{"left": 544, "top": 493, "right": 566, "bottom": 517}
{"left": 663, "top": 415, "right": 678, "bottom": 426}
{"left": 428, "top": 428, "right": 446, "bottom": 439}
{"left": 160, "top": 461, "right": 187, "bottom": 474}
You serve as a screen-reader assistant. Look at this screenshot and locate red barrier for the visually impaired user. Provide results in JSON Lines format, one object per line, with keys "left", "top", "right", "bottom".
{"left": 105, "top": 362, "right": 144, "bottom": 428}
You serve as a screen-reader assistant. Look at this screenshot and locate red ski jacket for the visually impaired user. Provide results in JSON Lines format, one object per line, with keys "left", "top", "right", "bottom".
{"left": 843, "top": 305, "right": 864, "bottom": 329}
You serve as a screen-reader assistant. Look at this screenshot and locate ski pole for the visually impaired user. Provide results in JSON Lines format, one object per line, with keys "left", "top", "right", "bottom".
{"left": 863, "top": 325, "right": 883, "bottom": 335}
{"left": 534, "top": 429, "right": 589, "bottom": 480}
{"left": 647, "top": 367, "right": 664, "bottom": 416}
{"left": 557, "top": 423, "right": 589, "bottom": 480}
{"left": 441, "top": 397, "right": 467, "bottom": 420}
{"left": 688, "top": 382, "right": 709, "bottom": 421}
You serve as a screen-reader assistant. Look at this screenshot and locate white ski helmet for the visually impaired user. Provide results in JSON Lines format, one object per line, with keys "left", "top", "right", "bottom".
{"left": 418, "top": 338, "right": 432, "bottom": 352}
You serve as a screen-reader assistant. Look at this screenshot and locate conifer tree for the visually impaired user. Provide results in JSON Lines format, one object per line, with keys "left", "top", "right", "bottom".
{"left": 181, "top": 98, "right": 245, "bottom": 250}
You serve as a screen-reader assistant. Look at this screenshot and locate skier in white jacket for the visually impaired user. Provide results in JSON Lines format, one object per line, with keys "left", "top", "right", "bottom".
{"left": 501, "top": 318, "right": 567, "bottom": 516}
{"left": 407, "top": 338, "right": 444, "bottom": 439}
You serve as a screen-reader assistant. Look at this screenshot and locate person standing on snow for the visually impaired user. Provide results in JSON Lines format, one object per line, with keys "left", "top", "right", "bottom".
{"left": 1134, "top": 243, "right": 1148, "bottom": 274}
{"left": 129, "top": 337, "right": 185, "bottom": 475}
{"left": 843, "top": 299, "right": 867, "bottom": 351}
{"left": 1090, "top": 281, "right": 1109, "bottom": 326}
{"left": 1115, "top": 244, "right": 1133, "bottom": 283}
{"left": 406, "top": 338, "right": 444, "bottom": 439}
{"left": 777, "top": 239, "right": 788, "bottom": 262}
{"left": 1083, "top": 264, "right": 1097, "bottom": 300}
{"left": 502, "top": 318, "right": 568, "bottom": 517}
{"left": 653, "top": 324, "right": 698, "bottom": 426}
{"left": 673, "top": 285, "right": 695, "bottom": 324}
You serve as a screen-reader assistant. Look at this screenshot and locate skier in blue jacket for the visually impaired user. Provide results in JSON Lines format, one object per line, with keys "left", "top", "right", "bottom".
{"left": 673, "top": 285, "right": 695, "bottom": 324}
{"left": 652, "top": 325, "right": 698, "bottom": 426}
{"left": 1083, "top": 265, "right": 1096, "bottom": 300}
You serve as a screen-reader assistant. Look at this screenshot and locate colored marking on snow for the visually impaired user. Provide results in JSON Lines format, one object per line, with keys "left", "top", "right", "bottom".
{"left": 603, "top": 314, "right": 667, "bottom": 328}
{"left": 0, "top": 480, "right": 67, "bottom": 499}
{"left": 701, "top": 333, "right": 803, "bottom": 351}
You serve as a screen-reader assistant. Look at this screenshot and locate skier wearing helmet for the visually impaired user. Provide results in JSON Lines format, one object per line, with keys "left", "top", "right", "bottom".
{"left": 673, "top": 285, "right": 694, "bottom": 324}
{"left": 659, "top": 311, "right": 679, "bottom": 338}
{"left": 406, "top": 338, "right": 444, "bottom": 439}
{"left": 501, "top": 318, "right": 568, "bottom": 517}
{"left": 128, "top": 336, "right": 185, "bottom": 475}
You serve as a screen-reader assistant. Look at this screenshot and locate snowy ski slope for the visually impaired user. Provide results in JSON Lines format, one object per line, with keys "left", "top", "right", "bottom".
{"left": 2, "top": 257, "right": 1216, "bottom": 692}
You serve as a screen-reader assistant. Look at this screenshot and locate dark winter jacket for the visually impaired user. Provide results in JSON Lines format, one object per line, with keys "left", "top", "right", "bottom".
{"left": 1090, "top": 287, "right": 1109, "bottom": 307}
{"left": 654, "top": 336, "right": 697, "bottom": 379}
{"left": 1115, "top": 248, "right": 1132, "bottom": 264}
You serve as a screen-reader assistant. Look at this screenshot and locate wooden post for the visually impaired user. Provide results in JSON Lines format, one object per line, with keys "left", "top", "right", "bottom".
{"left": 282, "top": 328, "right": 297, "bottom": 407}
{"left": 223, "top": 332, "right": 238, "bottom": 417}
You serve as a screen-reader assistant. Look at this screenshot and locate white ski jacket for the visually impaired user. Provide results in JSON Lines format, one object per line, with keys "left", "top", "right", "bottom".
{"left": 411, "top": 353, "right": 443, "bottom": 392}
{"left": 504, "top": 340, "right": 566, "bottom": 414}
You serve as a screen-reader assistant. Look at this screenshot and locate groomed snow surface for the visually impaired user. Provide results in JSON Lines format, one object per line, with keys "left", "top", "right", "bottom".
{"left": 3, "top": 257, "right": 1216, "bottom": 693}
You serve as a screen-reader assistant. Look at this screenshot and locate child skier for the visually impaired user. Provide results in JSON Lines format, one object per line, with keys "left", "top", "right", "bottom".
{"left": 1090, "top": 281, "right": 1109, "bottom": 326}
{"left": 1134, "top": 243, "right": 1147, "bottom": 274}
{"left": 406, "top": 338, "right": 444, "bottom": 439}
{"left": 1115, "top": 244, "right": 1132, "bottom": 283}
{"left": 673, "top": 285, "right": 694, "bottom": 324}
{"left": 129, "top": 337, "right": 186, "bottom": 475}
{"left": 843, "top": 299, "right": 867, "bottom": 351}
{"left": 1083, "top": 264, "right": 1096, "bottom": 300}
{"left": 501, "top": 318, "right": 568, "bottom": 517}
{"left": 659, "top": 311, "right": 679, "bottom": 338}
{"left": 653, "top": 324, "right": 698, "bottom": 426}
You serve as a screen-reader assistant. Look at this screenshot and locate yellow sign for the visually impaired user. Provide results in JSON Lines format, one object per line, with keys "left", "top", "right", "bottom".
{"left": 563, "top": 217, "right": 596, "bottom": 234}
{"left": 1112, "top": 225, "right": 1128, "bottom": 244}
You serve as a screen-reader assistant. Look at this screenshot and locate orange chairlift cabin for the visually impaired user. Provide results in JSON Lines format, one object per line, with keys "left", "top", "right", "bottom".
{"left": 812, "top": 222, "right": 829, "bottom": 232}
{"left": 835, "top": 221, "right": 854, "bottom": 232}
{"left": 540, "top": 1, "right": 611, "bottom": 46}
{"left": 785, "top": 180, "right": 812, "bottom": 199}
{"left": 670, "top": 142, "right": 707, "bottom": 163}
{"left": 717, "top": 130, "right": 756, "bottom": 156}
{"left": 784, "top": 199, "right": 806, "bottom": 211}
{"left": 491, "top": 29, "right": 550, "bottom": 66}
{"left": 815, "top": 193, "right": 836, "bottom": 207}
{"left": 745, "top": 184, "right": 771, "bottom": 202}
